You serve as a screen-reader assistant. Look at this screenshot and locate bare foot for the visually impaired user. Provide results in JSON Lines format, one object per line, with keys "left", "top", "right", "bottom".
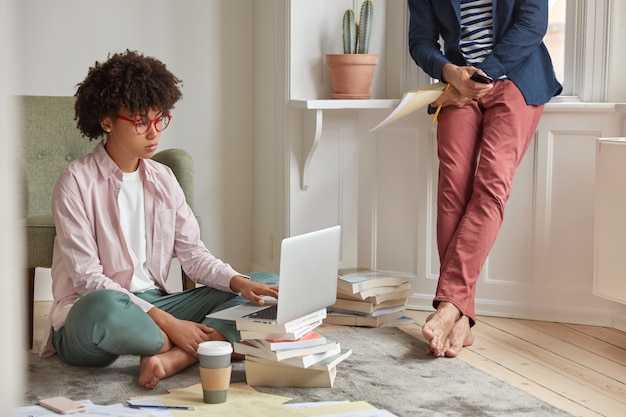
{"left": 138, "top": 355, "right": 168, "bottom": 389}
{"left": 422, "top": 302, "right": 461, "bottom": 357}
{"left": 138, "top": 330, "right": 231, "bottom": 389}
{"left": 443, "top": 315, "right": 474, "bottom": 357}
{"left": 139, "top": 347, "right": 197, "bottom": 389}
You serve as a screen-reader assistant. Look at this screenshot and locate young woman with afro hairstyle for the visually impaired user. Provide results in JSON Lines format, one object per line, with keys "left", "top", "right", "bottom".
{"left": 41, "top": 50, "right": 279, "bottom": 389}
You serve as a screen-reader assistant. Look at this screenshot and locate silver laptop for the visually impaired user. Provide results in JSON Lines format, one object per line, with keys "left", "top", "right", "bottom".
{"left": 206, "top": 225, "right": 341, "bottom": 324}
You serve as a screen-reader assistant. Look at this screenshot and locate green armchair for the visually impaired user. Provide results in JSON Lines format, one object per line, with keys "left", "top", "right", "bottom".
{"left": 20, "top": 95, "right": 196, "bottom": 349}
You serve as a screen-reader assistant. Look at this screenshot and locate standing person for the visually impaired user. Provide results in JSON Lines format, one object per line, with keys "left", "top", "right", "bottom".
{"left": 40, "top": 50, "right": 279, "bottom": 389}
{"left": 408, "top": 0, "right": 562, "bottom": 357}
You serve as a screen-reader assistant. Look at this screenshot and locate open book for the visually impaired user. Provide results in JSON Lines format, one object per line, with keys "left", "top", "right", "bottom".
{"left": 370, "top": 82, "right": 446, "bottom": 131}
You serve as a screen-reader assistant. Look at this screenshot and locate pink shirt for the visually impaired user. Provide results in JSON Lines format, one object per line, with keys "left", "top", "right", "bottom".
{"left": 41, "top": 143, "right": 240, "bottom": 357}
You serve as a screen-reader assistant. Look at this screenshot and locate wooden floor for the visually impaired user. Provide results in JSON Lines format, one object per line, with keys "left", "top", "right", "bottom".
{"left": 31, "top": 302, "right": 626, "bottom": 416}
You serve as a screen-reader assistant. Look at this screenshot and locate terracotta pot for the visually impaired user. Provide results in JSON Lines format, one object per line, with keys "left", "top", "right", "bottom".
{"left": 326, "top": 54, "right": 379, "bottom": 99}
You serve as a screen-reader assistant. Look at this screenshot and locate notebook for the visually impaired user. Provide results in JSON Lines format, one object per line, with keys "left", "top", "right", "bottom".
{"left": 206, "top": 225, "right": 341, "bottom": 325}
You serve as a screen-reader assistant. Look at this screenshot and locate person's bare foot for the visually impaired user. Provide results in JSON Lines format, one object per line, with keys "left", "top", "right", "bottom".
{"left": 139, "top": 347, "right": 196, "bottom": 389}
{"left": 138, "top": 329, "right": 232, "bottom": 389}
{"left": 443, "top": 314, "right": 474, "bottom": 357}
{"left": 138, "top": 355, "right": 168, "bottom": 389}
{"left": 422, "top": 302, "right": 462, "bottom": 357}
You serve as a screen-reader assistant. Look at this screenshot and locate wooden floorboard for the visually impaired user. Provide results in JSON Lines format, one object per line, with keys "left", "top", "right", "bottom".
{"left": 521, "top": 320, "right": 626, "bottom": 367}
{"left": 475, "top": 317, "right": 626, "bottom": 417}
{"left": 478, "top": 316, "right": 626, "bottom": 401}
{"left": 562, "top": 323, "right": 626, "bottom": 349}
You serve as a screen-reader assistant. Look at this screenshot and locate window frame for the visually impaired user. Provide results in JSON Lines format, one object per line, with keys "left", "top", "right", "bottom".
{"left": 559, "top": 0, "right": 610, "bottom": 102}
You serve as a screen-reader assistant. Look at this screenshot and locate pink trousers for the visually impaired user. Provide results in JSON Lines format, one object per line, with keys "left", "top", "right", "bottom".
{"left": 434, "top": 80, "right": 544, "bottom": 325}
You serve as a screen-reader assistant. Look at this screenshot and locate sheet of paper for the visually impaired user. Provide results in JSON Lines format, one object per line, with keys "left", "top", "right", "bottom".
{"left": 16, "top": 400, "right": 155, "bottom": 417}
{"left": 370, "top": 82, "right": 446, "bottom": 131}
{"left": 292, "top": 401, "right": 377, "bottom": 416}
{"left": 124, "top": 398, "right": 177, "bottom": 417}
{"left": 313, "top": 410, "right": 398, "bottom": 417}
{"left": 160, "top": 383, "right": 306, "bottom": 417}
{"left": 285, "top": 401, "right": 350, "bottom": 409}
{"left": 87, "top": 404, "right": 162, "bottom": 417}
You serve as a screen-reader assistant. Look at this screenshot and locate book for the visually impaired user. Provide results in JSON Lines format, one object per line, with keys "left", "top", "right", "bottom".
{"left": 292, "top": 347, "right": 351, "bottom": 371}
{"left": 337, "top": 272, "right": 405, "bottom": 295}
{"left": 330, "top": 297, "right": 408, "bottom": 315}
{"left": 234, "top": 339, "right": 339, "bottom": 363}
{"left": 278, "top": 344, "right": 342, "bottom": 368}
{"left": 238, "top": 320, "right": 322, "bottom": 341}
{"left": 257, "top": 330, "right": 327, "bottom": 351}
{"left": 339, "top": 287, "right": 414, "bottom": 305}
{"left": 370, "top": 82, "right": 446, "bottom": 131}
{"left": 244, "top": 357, "right": 338, "bottom": 387}
{"left": 323, "top": 311, "right": 404, "bottom": 327}
{"left": 244, "top": 347, "right": 352, "bottom": 371}
{"left": 235, "top": 307, "right": 327, "bottom": 333}
{"left": 329, "top": 304, "right": 406, "bottom": 318}
{"left": 337, "top": 281, "right": 413, "bottom": 301}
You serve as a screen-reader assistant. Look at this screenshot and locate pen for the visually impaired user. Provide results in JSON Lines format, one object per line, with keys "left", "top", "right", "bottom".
{"left": 127, "top": 403, "right": 196, "bottom": 410}
{"left": 432, "top": 83, "right": 451, "bottom": 123}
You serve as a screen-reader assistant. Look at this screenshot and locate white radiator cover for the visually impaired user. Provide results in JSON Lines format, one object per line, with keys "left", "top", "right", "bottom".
{"left": 594, "top": 138, "right": 626, "bottom": 305}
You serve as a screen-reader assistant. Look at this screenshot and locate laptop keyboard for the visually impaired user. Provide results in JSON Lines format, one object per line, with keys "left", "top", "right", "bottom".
{"left": 242, "top": 304, "right": 278, "bottom": 320}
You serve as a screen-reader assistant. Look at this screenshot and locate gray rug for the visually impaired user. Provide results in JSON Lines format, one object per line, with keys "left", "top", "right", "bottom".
{"left": 24, "top": 327, "right": 573, "bottom": 417}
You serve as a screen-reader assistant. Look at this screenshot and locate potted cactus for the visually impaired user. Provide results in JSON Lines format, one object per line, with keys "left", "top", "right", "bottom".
{"left": 326, "top": 0, "right": 378, "bottom": 99}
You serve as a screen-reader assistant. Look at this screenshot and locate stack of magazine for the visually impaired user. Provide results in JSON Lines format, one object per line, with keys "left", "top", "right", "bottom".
{"left": 234, "top": 308, "right": 352, "bottom": 387}
{"left": 325, "top": 268, "right": 413, "bottom": 327}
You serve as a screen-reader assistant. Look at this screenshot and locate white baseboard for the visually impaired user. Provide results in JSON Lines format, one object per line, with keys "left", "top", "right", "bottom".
{"left": 407, "top": 293, "right": 621, "bottom": 328}
{"left": 609, "top": 303, "right": 626, "bottom": 332}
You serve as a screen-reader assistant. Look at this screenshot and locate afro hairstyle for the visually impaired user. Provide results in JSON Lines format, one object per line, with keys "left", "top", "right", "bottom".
{"left": 74, "top": 49, "right": 183, "bottom": 140}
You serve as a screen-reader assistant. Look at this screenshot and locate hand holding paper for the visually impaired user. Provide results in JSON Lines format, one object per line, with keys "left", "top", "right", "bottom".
{"left": 370, "top": 82, "right": 446, "bottom": 131}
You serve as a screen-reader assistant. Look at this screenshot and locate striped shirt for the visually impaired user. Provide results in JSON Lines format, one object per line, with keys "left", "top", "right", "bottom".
{"left": 459, "top": 0, "right": 493, "bottom": 64}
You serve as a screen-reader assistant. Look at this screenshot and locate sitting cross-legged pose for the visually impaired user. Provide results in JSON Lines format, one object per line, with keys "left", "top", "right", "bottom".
{"left": 40, "top": 50, "right": 278, "bottom": 389}
{"left": 408, "top": 0, "right": 562, "bottom": 357}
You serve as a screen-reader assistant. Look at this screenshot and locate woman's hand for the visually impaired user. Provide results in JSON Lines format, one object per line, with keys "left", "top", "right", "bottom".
{"left": 229, "top": 275, "right": 279, "bottom": 305}
{"left": 147, "top": 307, "right": 216, "bottom": 357}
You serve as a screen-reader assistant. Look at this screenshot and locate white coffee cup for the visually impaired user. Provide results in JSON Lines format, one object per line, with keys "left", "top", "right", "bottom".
{"left": 197, "top": 341, "right": 233, "bottom": 404}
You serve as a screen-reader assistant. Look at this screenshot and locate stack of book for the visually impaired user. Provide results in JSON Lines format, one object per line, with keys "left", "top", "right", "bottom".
{"left": 325, "top": 269, "right": 413, "bottom": 327}
{"left": 234, "top": 308, "right": 352, "bottom": 388}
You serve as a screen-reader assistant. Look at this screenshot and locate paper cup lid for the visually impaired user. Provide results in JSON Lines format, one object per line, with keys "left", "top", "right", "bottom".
{"left": 197, "top": 341, "right": 233, "bottom": 356}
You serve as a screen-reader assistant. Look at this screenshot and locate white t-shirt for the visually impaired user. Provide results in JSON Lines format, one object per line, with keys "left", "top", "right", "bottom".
{"left": 118, "top": 170, "right": 157, "bottom": 293}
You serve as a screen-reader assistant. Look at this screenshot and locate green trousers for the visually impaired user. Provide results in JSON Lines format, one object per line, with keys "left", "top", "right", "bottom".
{"left": 52, "top": 271, "right": 278, "bottom": 366}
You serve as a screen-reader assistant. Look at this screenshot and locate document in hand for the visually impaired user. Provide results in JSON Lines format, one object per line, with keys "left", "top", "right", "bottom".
{"left": 370, "top": 82, "right": 446, "bottom": 131}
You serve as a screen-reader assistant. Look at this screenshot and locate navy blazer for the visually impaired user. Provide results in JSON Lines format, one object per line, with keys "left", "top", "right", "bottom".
{"left": 408, "top": 0, "right": 562, "bottom": 105}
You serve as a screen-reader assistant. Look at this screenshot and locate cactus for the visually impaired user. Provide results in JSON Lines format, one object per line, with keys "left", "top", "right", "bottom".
{"left": 357, "top": 0, "right": 373, "bottom": 54}
{"left": 342, "top": 9, "right": 356, "bottom": 54}
{"left": 341, "top": 0, "right": 373, "bottom": 54}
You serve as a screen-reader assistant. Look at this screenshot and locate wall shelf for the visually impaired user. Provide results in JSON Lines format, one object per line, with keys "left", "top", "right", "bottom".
{"left": 290, "top": 99, "right": 400, "bottom": 190}
{"left": 290, "top": 99, "right": 400, "bottom": 110}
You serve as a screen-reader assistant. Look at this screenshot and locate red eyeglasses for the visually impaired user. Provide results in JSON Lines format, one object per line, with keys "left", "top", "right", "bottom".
{"left": 117, "top": 114, "right": 172, "bottom": 135}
